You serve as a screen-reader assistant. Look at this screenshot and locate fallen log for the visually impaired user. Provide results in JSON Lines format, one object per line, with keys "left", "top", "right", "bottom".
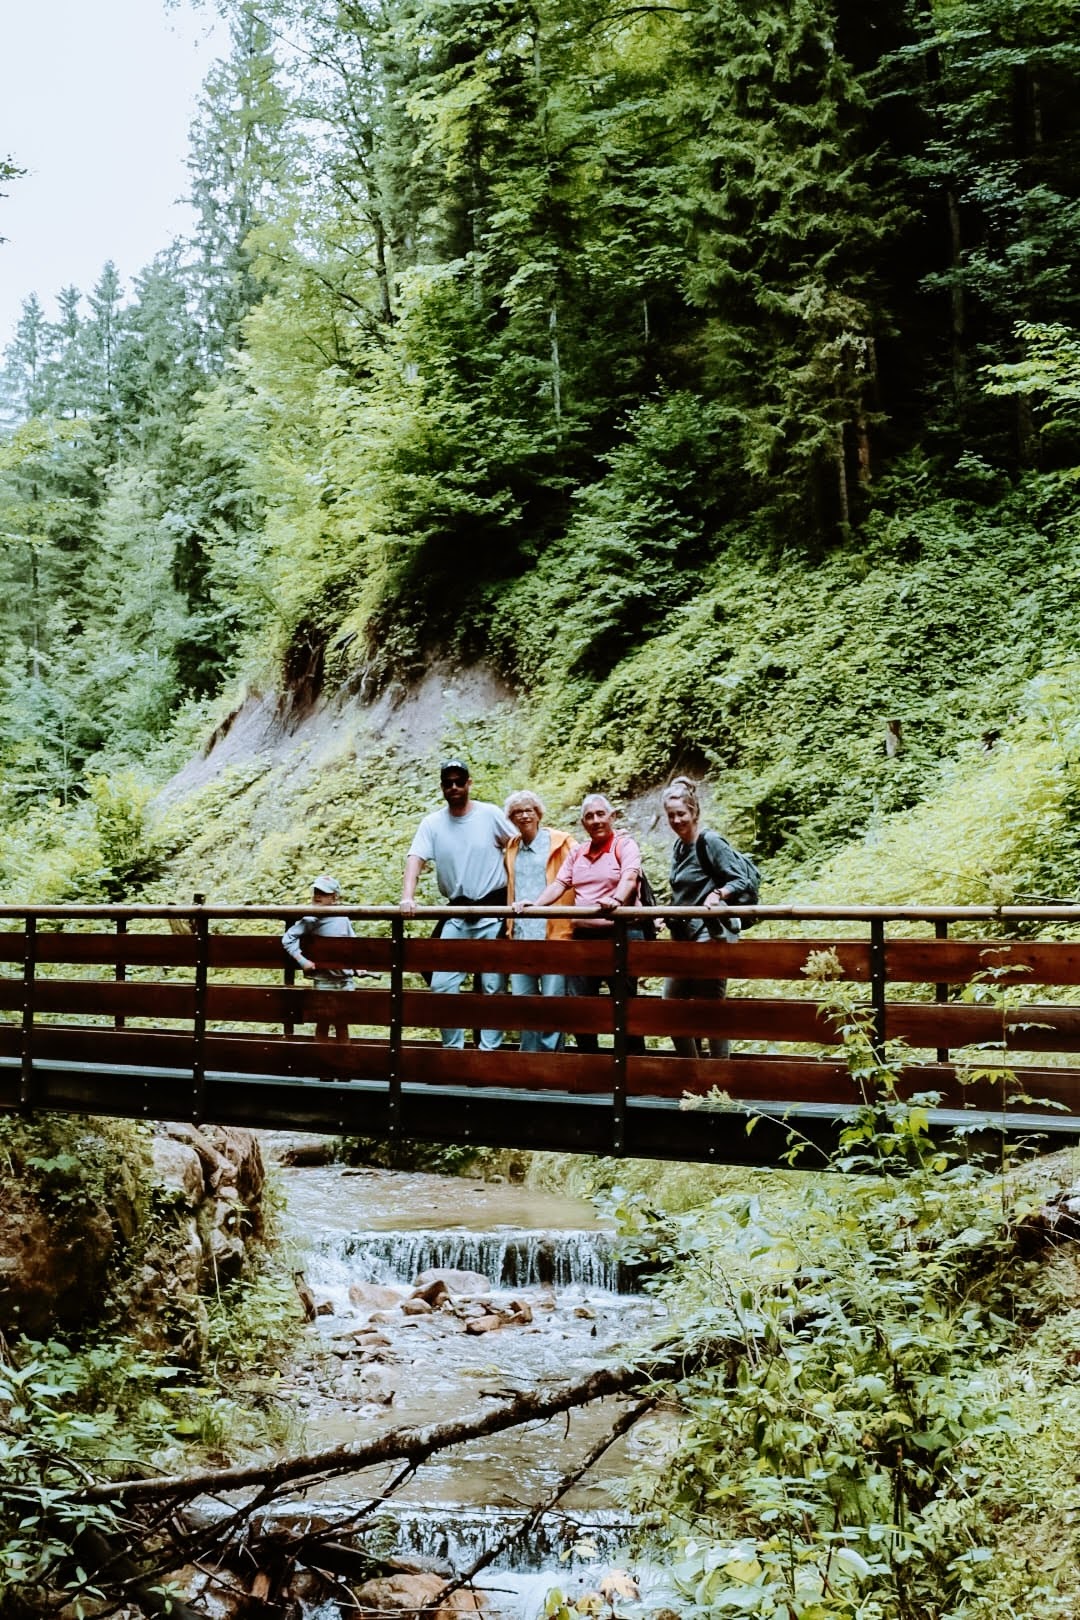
{"left": 76, "top": 1336, "right": 736, "bottom": 1509}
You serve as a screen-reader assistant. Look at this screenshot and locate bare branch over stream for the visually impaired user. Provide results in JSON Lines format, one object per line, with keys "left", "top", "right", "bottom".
{"left": 76, "top": 1338, "right": 736, "bottom": 1509}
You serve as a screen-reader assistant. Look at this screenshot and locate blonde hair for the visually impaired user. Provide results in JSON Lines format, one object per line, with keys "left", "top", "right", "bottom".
{"left": 505, "top": 789, "right": 546, "bottom": 820}
{"left": 661, "top": 776, "right": 701, "bottom": 819}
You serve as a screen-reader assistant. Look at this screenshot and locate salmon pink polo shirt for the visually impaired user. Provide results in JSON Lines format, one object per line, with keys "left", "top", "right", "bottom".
{"left": 556, "top": 833, "right": 642, "bottom": 926}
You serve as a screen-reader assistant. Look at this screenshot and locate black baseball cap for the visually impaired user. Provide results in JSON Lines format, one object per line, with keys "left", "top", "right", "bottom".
{"left": 440, "top": 758, "right": 470, "bottom": 779}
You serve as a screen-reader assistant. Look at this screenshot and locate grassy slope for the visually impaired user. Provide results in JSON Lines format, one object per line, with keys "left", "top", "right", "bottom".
{"left": 131, "top": 478, "right": 1080, "bottom": 918}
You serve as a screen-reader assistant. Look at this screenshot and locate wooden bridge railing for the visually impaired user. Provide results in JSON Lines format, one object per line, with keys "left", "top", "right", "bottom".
{"left": 2, "top": 903, "right": 1080, "bottom": 1159}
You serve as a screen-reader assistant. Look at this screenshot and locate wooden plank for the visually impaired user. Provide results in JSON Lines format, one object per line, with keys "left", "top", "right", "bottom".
{"left": 628, "top": 1053, "right": 855, "bottom": 1102}
{"left": 1003, "top": 1006, "right": 1080, "bottom": 1052}
{"left": 401, "top": 990, "right": 613, "bottom": 1035}
{"left": 205, "top": 985, "right": 392, "bottom": 1025}
{"left": 393, "top": 991, "right": 581, "bottom": 1036}
{"left": 626, "top": 1054, "right": 1080, "bottom": 1112}
{"left": 205, "top": 1035, "right": 390, "bottom": 1080}
{"left": 886, "top": 1002, "right": 1000, "bottom": 1045}
{"left": 398, "top": 1046, "right": 612, "bottom": 1093}
{"left": 210, "top": 935, "right": 394, "bottom": 971}
{"left": 31, "top": 1027, "right": 196, "bottom": 1068}
{"left": 32, "top": 1068, "right": 187, "bottom": 1120}
{"left": 292, "top": 937, "right": 393, "bottom": 970}
{"left": 913, "top": 1063, "right": 1080, "bottom": 1111}
{"left": 29, "top": 981, "right": 197, "bottom": 1019}
{"left": 630, "top": 938, "right": 872, "bottom": 981}
{"left": 208, "top": 936, "right": 304, "bottom": 969}
{"left": 886, "top": 1001, "right": 1080, "bottom": 1051}
{"left": 886, "top": 938, "right": 1080, "bottom": 986}
{"left": 33, "top": 934, "right": 199, "bottom": 966}
{"left": 405, "top": 938, "right": 613, "bottom": 975}
{"left": 629, "top": 997, "right": 841, "bottom": 1042}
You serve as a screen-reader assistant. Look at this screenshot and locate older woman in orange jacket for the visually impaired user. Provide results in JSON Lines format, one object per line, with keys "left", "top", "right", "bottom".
{"left": 504, "top": 791, "right": 577, "bottom": 1052}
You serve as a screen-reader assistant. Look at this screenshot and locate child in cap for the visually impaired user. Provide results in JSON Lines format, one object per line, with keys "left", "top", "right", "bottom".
{"left": 282, "top": 876, "right": 356, "bottom": 1071}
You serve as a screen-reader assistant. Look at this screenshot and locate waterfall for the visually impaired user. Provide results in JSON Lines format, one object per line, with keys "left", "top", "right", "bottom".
{"left": 257, "top": 1505, "right": 638, "bottom": 1573}
{"left": 310, "top": 1229, "right": 638, "bottom": 1294}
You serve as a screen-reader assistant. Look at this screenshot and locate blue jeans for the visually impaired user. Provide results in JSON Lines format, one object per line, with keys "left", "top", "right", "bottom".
{"left": 431, "top": 914, "right": 506, "bottom": 1049}
{"left": 509, "top": 971, "right": 566, "bottom": 1053}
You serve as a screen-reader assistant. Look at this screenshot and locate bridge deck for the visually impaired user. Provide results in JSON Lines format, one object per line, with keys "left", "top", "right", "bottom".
{"left": 2, "top": 902, "right": 1080, "bottom": 1165}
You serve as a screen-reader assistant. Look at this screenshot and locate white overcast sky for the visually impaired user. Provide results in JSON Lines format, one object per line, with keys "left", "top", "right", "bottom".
{"left": 0, "top": 0, "right": 225, "bottom": 346}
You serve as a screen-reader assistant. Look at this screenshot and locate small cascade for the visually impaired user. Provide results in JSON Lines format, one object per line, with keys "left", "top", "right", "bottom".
{"left": 313, "top": 1228, "right": 638, "bottom": 1294}
{"left": 275, "top": 1161, "right": 667, "bottom": 1620}
{"left": 259, "top": 1504, "right": 637, "bottom": 1573}
{"left": 365, "top": 1505, "right": 636, "bottom": 1570}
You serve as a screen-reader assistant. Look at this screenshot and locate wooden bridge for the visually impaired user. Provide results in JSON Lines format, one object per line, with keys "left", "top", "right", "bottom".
{"left": 4, "top": 903, "right": 1080, "bottom": 1167}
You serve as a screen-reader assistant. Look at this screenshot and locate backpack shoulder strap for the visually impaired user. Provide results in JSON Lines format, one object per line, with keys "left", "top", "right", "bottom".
{"left": 695, "top": 832, "right": 723, "bottom": 890}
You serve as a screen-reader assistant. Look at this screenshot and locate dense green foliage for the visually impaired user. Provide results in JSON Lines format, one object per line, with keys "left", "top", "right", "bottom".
{"left": 594, "top": 979, "right": 1080, "bottom": 1618}
{"left": 2, "top": 0, "right": 1080, "bottom": 900}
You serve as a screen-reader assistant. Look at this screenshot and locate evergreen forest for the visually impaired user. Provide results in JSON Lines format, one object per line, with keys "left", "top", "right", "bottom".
{"left": 7, "top": 3, "right": 1080, "bottom": 1618}
{"left": 2, "top": 0, "right": 1080, "bottom": 905}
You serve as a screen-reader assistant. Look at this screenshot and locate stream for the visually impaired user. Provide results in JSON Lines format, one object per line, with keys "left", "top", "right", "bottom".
{"left": 267, "top": 1147, "right": 675, "bottom": 1618}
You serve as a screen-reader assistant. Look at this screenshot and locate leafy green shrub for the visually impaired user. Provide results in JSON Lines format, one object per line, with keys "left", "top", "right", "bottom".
{"left": 336, "top": 1134, "right": 489, "bottom": 1175}
{"left": 613, "top": 969, "right": 1066, "bottom": 1619}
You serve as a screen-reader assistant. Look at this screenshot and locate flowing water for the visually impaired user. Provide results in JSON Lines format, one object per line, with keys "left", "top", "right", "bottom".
{"left": 271, "top": 1155, "right": 674, "bottom": 1618}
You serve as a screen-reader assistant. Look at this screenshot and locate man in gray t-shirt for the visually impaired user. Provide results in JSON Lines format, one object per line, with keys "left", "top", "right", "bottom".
{"left": 400, "top": 760, "right": 514, "bottom": 1050}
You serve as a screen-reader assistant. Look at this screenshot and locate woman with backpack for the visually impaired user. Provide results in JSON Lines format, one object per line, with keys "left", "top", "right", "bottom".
{"left": 661, "top": 777, "right": 760, "bottom": 1060}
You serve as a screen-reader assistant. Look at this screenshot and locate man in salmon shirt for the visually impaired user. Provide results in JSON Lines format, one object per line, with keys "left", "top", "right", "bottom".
{"left": 516, "top": 794, "right": 646, "bottom": 1054}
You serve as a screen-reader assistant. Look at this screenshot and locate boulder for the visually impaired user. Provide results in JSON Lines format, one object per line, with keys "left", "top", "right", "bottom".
{"left": 465, "top": 1314, "right": 507, "bottom": 1336}
{"left": 412, "top": 1277, "right": 451, "bottom": 1308}
{"left": 164, "top": 1124, "right": 237, "bottom": 1191}
{"left": 204, "top": 1126, "right": 265, "bottom": 1218}
{"left": 151, "top": 1137, "right": 205, "bottom": 1209}
{"left": 354, "top": 1573, "right": 485, "bottom": 1616}
{"left": 401, "top": 1297, "right": 433, "bottom": 1316}
{"left": 350, "top": 1282, "right": 406, "bottom": 1310}
{"left": 0, "top": 1185, "right": 115, "bottom": 1337}
{"left": 413, "top": 1268, "right": 491, "bottom": 1295}
{"left": 156, "top": 1567, "right": 246, "bottom": 1619}
{"left": 206, "top": 1191, "right": 246, "bottom": 1281}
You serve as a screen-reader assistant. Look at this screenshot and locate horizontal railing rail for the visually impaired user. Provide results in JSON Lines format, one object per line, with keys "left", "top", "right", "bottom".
{"left": 1, "top": 904, "right": 1080, "bottom": 1160}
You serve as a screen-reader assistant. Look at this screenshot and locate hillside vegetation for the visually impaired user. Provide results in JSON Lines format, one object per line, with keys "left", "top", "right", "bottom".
{"left": 0, "top": 0, "right": 1079, "bottom": 908}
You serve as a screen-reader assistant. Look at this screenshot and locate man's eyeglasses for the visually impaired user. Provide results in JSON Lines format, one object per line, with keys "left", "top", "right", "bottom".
{"left": 442, "top": 776, "right": 468, "bottom": 789}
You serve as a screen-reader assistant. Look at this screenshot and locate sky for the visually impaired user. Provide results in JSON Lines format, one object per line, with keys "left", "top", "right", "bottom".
{"left": 0, "top": 0, "right": 225, "bottom": 347}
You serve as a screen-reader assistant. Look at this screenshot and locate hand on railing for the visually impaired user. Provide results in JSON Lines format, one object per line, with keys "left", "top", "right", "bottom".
{"left": 400, "top": 896, "right": 418, "bottom": 917}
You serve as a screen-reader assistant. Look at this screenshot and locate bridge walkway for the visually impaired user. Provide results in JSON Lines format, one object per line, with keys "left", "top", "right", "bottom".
{"left": 3, "top": 903, "right": 1080, "bottom": 1166}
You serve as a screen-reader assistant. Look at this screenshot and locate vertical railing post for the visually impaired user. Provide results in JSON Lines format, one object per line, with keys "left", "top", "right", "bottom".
{"left": 387, "top": 915, "right": 404, "bottom": 1139}
{"left": 869, "top": 918, "right": 888, "bottom": 1057}
{"left": 114, "top": 916, "right": 127, "bottom": 1030}
{"left": 282, "top": 955, "right": 296, "bottom": 1039}
{"left": 934, "top": 919, "right": 949, "bottom": 1065}
{"left": 192, "top": 903, "right": 209, "bottom": 1125}
{"left": 20, "top": 915, "right": 37, "bottom": 1114}
{"left": 611, "top": 915, "right": 629, "bottom": 1155}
